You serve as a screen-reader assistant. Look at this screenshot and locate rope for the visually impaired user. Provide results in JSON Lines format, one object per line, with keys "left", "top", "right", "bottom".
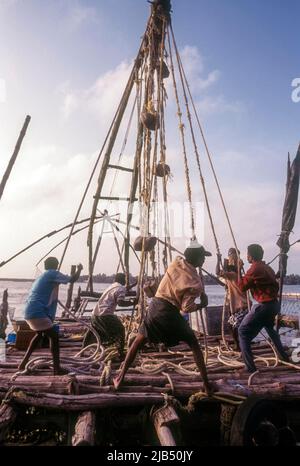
{"left": 167, "top": 25, "right": 195, "bottom": 238}
{"left": 169, "top": 24, "right": 221, "bottom": 256}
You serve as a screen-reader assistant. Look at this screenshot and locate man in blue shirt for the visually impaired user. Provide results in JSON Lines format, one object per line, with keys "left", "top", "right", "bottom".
{"left": 18, "top": 257, "right": 82, "bottom": 375}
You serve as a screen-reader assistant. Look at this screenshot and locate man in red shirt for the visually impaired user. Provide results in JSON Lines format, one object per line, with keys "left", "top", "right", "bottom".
{"left": 238, "top": 244, "right": 289, "bottom": 373}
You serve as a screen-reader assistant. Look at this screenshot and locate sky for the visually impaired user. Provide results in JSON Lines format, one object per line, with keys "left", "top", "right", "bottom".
{"left": 0, "top": 0, "right": 300, "bottom": 279}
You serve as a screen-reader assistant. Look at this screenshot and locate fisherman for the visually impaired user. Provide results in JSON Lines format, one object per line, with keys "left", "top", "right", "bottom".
{"left": 216, "top": 248, "right": 249, "bottom": 350}
{"left": 18, "top": 257, "right": 83, "bottom": 375}
{"left": 238, "top": 244, "right": 289, "bottom": 373}
{"left": 113, "top": 242, "right": 213, "bottom": 395}
{"left": 82, "top": 273, "right": 137, "bottom": 359}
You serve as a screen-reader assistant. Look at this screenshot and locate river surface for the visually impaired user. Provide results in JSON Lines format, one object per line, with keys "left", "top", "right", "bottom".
{"left": 1, "top": 281, "right": 300, "bottom": 319}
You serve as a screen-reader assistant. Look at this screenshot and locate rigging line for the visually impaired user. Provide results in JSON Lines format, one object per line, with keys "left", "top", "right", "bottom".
{"left": 267, "top": 239, "right": 300, "bottom": 265}
{"left": 167, "top": 24, "right": 195, "bottom": 239}
{"left": 156, "top": 23, "right": 173, "bottom": 265}
{"left": 35, "top": 218, "right": 105, "bottom": 267}
{"left": 170, "top": 25, "right": 249, "bottom": 308}
{"left": 106, "top": 217, "right": 126, "bottom": 274}
{"left": 148, "top": 17, "right": 167, "bottom": 212}
{"left": 113, "top": 217, "right": 224, "bottom": 284}
{"left": 58, "top": 97, "right": 124, "bottom": 271}
{"left": 137, "top": 16, "right": 168, "bottom": 302}
{"left": 90, "top": 216, "right": 107, "bottom": 275}
{"left": 107, "top": 93, "right": 138, "bottom": 205}
{"left": 170, "top": 24, "right": 240, "bottom": 256}
{"left": 109, "top": 218, "right": 141, "bottom": 264}
{"left": 0, "top": 215, "right": 105, "bottom": 269}
{"left": 86, "top": 16, "right": 154, "bottom": 288}
{"left": 160, "top": 95, "right": 173, "bottom": 264}
{"left": 169, "top": 25, "right": 221, "bottom": 256}
{"left": 107, "top": 56, "right": 147, "bottom": 213}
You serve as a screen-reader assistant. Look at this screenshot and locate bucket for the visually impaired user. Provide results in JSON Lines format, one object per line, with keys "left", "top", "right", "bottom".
{"left": 191, "top": 305, "right": 231, "bottom": 336}
{"left": 6, "top": 332, "right": 16, "bottom": 344}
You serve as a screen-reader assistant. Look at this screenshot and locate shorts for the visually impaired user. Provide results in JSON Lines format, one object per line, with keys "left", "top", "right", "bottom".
{"left": 139, "top": 297, "right": 195, "bottom": 347}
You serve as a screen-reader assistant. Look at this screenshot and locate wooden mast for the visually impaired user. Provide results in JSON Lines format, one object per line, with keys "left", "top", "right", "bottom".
{"left": 0, "top": 115, "right": 31, "bottom": 201}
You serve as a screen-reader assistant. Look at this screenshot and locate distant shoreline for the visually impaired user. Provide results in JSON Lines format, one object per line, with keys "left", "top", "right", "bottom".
{"left": 0, "top": 278, "right": 34, "bottom": 282}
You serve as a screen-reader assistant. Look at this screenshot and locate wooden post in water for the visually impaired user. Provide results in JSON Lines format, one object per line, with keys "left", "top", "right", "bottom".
{"left": 0, "top": 115, "right": 31, "bottom": 201}
{"left": 0, "top": 290, "right": 8, "bottom": 340}
{"left": 62, "top": 265, "right": 76, "bottom": 318}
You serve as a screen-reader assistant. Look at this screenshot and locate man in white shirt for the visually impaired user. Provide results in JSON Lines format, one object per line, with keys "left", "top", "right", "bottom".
{"left": 82, "top": 273, "right": 135, "bottom": 358}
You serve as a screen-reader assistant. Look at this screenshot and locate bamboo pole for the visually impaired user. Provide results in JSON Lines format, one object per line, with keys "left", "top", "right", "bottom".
{"left": 0, "top": 215, "right": 104, "bottom": 269}
{"left": 0, "top": 115, "right": 31, "bottom": 201}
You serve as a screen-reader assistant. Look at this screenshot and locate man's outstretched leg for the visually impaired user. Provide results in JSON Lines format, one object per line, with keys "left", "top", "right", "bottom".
{"left": 187, "top": 334, "right": 212, "bottom": 395}
{"left": 113, "top": 333, "right": 147, "bottom": 390}
{"left": 44, "top": 327, "right": 68, "bottom": 375}
{"left": 265, "top": 325, "right": 289, "bottom": 362}
{"left": 18, "top": 332, "right": 43, "bottom": 371}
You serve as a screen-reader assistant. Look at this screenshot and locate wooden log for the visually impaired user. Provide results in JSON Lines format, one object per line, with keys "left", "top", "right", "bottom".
{"left": 0, "top": 290, "right": 8, "bottom": 339}
{"left": 7, "top": 391, "right": 165, "bottom": 411}
{"left": 0, "top": 403, "right": 17, "bottom": 442}
{"left": 152, "top": 405, "right": 180, "bottom": 446}
{"left": 78, "top": 383, "right": 166, "bottom": 395}
{"left": 72, "top": 411, "right": 96, "bottom": 446}
{"left": 0, "top": 374, "right": 79, "bottom": 395}
{"left": 62, "top": 265, "right": 76, "bottom": 318}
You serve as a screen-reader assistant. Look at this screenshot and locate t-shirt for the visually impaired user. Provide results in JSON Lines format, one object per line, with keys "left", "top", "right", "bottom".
{"left": 156, "top": 256, "right": 204, "bottom": 313}
{"left": 92, "top": 283, "right": 126, "bottom": 317}
{"left": 24, "top": 269, "right": 71, "bottom": 321}
{"left": 238, "top": 261, "right": 279, "bottom": 303}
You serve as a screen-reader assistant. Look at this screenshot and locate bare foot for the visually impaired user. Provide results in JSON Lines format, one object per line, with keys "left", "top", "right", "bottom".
{"left": 113, "top": 375, "right": 123, "bottom": 390}
{"left": 204, "top": 381, "right": 216, "bottom": 397}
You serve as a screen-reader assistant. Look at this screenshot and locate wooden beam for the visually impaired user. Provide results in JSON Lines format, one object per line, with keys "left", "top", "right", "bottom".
{"left": 93, "top": 196, "right": 138, "bottom": 202}
{"left": 152, "top": 405, "right": 180, "bottom": 446}
{"left": 108, "top": 164, "right": 134, "bottom": 173}
{"left": 72, "top": 411, "right": 96, "bottom": 446}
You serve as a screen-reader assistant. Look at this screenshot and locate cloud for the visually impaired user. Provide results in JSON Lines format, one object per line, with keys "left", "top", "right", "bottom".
{"left": 196, "top": 95, "right": 245, "bottom": 116}
{"left": 64, "top": 1, "right": 99, "bottom": 31}
{"left": 178, "top": 46, "right": 244, "bottom": 117}
{"left": 62, "top": 92, "right": 79, "bottom": 119}
{"left": 180, "top": 46, "right": 221, "bottom": 93}
{"left": 60, "top": 60, "right": 133, "bottom": 121}
{"left": 0, "top": 0, "right": 18, "bottom": 10}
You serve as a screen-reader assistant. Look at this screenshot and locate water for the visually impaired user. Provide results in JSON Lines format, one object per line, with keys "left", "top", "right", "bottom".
{"left": 1, "top": 281, "right": 300, "bottom": 320}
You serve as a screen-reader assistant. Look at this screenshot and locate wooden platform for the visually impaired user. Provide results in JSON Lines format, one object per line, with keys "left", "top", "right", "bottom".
{"left": 0, "top": 318, "right": 300, "bottom": 446}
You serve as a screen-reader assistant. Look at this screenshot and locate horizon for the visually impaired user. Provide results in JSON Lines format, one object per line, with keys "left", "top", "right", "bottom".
{"left": 1, "top": 0, "right": 300, "bottom": 279}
